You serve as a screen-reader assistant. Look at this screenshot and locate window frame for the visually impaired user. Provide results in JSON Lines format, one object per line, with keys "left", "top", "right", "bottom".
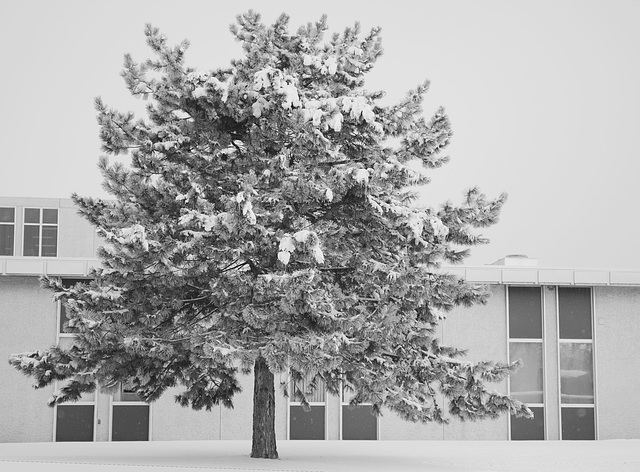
{"left": 339, "top": 380, "right": 379, "bottom": 440}
{"left": 506, "top": 285, "right": 548, "bottom": 441}
{"left": 109, "top": 382, "right": 152, "bottom": 442}
{"left": 556, "top": 286, "right": 598, "bottom": 440}
{"left": 56, "top": 278, "right": 91, "bottom": 340}
{"left": 22, "top": 207, "right": 58, "bottom": 257}
{"left": 287, "top": 374, "right": 328, "bottom": 440}
{"left": 52, "top": 380, "right": 98, "bottom": 442}
{"left": 0, "top": 206, "right": 16, "bottom": 256}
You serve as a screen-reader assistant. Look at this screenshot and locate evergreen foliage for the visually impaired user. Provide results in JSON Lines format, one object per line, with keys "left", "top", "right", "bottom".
{"left": 10, "top": 11, "right": 531, "bottom": 456}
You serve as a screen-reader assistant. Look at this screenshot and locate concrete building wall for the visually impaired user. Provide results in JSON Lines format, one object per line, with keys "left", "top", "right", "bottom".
{"left": 0, "top": 276, "right": 57, "bottom": 442}
{"left": 151, "top": 388, "right": 220, "bottom": 441}
{"left": 57, "top": 199, "right": 100, "bottom": 259}
{"left": 593, "top": 286, "right": 640, "bottom": 439}
{"left": 442, "top": 285, "right": 509, "bottom": 440}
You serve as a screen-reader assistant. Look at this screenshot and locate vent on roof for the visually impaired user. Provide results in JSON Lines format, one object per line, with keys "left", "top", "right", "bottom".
{"left": 491, "top": 254, "right": 538, "bottom": 267}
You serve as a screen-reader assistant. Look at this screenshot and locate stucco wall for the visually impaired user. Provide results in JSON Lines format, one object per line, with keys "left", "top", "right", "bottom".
{"left": 57, "top": 199, "right": 101, "bottom": 258}
{"left": 378, "top": 285, "right": 509, "bottom": 440}
{"left": 151, "top": 387, "right": 220, "bottom": 441}
{"left": 0, "top": 276, "right": 57, "bottom": 442}
{"left": 442, "top": 285, "right": 509, "bottom": 440}
{"left": 593, "top": 286, "right": 640, "bottom": 439}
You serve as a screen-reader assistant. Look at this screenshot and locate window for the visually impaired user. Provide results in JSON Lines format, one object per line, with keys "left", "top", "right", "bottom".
{"left": 54, "top": 382, "right": 96, "bottom": 442}
{"left": 341, "top": 383, "right": 377, "bottom": 440}
{"left": 0, "top": 207, "right": 15, "bottom": 256}
{"left": 23, "top": 208, "right": 58, "bottom": 257}
{"left": 57, "top": 279, "right": 89, "bottom": 336}
{"left": 289, "top": 376, "right": 326, "bottom": 440}
{"left": 508, "top": 286, "right": 545, "bottom": 440}
{"left": 558, "top": 287, "right": 595, "bottom": 440}
{"left": 111, "top": 382, "right": 150, "bottom": 441}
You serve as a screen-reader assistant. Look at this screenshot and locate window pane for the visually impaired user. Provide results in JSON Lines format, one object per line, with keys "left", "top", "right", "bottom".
{"left": 0, "top": 207, "right": 14, "bottom": 222}
{"left": 509, "top": 342, "right": 544, "bottom": 403}
{"left": 59, "top": 280, "right": 88, "bottom": 334}
{"left": 112, "top": 405, "right": 150, "bottom": 441}
{"left": 43, "top": 209, "right": 58, "bottom": 224}
{"left": 41, "top": 225, "right": 58, "bottom": 257}
{"left": 56, "top": 405, "right": 94, "bottom": 442}
{"left": 23, "top": 225, "right": 40, "bottom": 256}
{"left": 562, "top": 407, "right": 595, "bottom": 440}
{"left": 511, "top": 406, "right": 544, "bottom": 440}
{"left": 24, "top": 208, "right": 40, "bottom": 223}
{"left": 342, "top": 405, "right": 377, "bottom": 440}
{"left": 560, "top": 343, "right": 594, "bottom": 404}
{"left": 508, "top": 287, "right": 542, "bottom": 338}
{"left": 558, "top": 288, "right": 592, "bottom": 339}
{"left": 0, "top": 225, "right": 14, "bottom": 256}
{"left": 62, "top": 278, "right": 88, "bottom": 288}
{"left": 59, "top": 303, "right": 77, "bottom": 334}
{"left": 290, "top": 405, "right": 325, "bottom": 440}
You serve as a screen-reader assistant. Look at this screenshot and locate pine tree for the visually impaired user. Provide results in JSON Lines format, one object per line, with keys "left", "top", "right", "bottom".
{"left": 10, "top": 12, "right": 531, "bottom": 458}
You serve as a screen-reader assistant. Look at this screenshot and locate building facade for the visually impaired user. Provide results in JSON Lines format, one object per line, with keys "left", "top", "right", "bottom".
{"left": 2, "top": 197, "right": 640, "bottom": 442}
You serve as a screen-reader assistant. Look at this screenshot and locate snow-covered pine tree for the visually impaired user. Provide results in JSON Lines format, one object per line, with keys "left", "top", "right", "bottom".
{"left": 10, "top": 12, "right": 531, "bottom": 458}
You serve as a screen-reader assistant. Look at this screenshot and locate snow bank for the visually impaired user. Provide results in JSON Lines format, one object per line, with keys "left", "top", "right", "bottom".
{"left": 1, "top": 439, "right": 639, "bottom": 472}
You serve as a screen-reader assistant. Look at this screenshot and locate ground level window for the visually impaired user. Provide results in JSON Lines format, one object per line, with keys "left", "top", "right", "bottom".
{"left": 511, "top": 406, "right": 544, "bottom": 441}
{"left": 111, "top": 383, "right": 150, "bottom": 441}
{"left": 54, "top": 380, "right": 96, "bottom": 442}
{"left": 341, "top": 383, "right": 377, "bottom": 440}
{"left": 342, "top": 404, "right": 377, "bottom": 440}
{"left": 290, "top": 405, "right": 325, "bottom": 440}
{"left": 112, "top": 405, "right": 150, "bottom": 441}
{"left": 289, "top": 376, "right": 325, "bottom": 440}
{"left": 561, "top": 407, "right": 595, "bottom": 440}
{"left": 55, "top": 405, "right": 94, "bottom": 442}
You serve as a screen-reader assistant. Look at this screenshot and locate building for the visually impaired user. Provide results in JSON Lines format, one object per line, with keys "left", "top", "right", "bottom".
{"left": 2, "top": 196, "right": 640, "bottom": 442}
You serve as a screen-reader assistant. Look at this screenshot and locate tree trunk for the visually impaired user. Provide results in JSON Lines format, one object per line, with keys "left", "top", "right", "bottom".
{"left": 250, "top": 355, "right": 279, "bottom": 459}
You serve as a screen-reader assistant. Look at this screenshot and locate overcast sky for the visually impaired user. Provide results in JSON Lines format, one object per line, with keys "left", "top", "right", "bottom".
{"left": 1, "top": 1, "right": 639, "bottom": 269}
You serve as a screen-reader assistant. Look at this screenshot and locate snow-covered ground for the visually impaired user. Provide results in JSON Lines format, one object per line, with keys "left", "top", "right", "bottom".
{"left": 1, "top": 439, "right": 638, "bottom": 472}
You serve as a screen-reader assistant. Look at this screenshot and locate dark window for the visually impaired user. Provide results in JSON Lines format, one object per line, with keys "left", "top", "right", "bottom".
{"left": 55, "top": 405, "right": 94, "bottom": 442}
{"left": 59, "top": 303, "right": 72, "bottom": 334}
{"left": 112, "top": 405, "right": 150, "bottom": 441}
{"left": 511, "top": 406, "right": 544, "bottom": 440}
{"left": 23, "top": 208, "right": 58, "bottom": 257}
{"left": 290, "top": 405, "right": 325, "bottom": 440}
{"left": 0, "top": 208, "right": 15, "bottom": 256}
{"left": 342, "top": 405, "right": 377, "bottom": 440}
{"left": 43, "top": 209, "right": 58, "bottom": 224}
{"left": 23, "top": 225, "right": 40, "bottom": 256}
{"left": 41, "top": 226, "right": 58, "bottom": 257}
{"left": 558, "top": 288, "right": 592, "bottom": 339}
{"left": 0, "top": 207, "right": 14, "bottom": 223}
{"left": 508, "top": 287, "right": 542, "bottom": 338}
{"left": 24, "top": 208, "right": 40, "bottom": 224}
{"left": 562, "top": 407, "right": 595, "bottom": 440}
{"left": 58, "top": 279, "right": 89, "bottom": 334}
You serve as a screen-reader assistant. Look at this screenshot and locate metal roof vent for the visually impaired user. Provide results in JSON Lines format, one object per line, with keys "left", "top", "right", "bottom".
{"left": 490, "top": 254, "right": 538, "bottom": 267}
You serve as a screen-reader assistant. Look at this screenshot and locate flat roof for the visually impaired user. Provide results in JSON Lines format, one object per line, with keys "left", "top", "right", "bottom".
{"left": 442, "top": 265, "right": 640, "bottom": 286}
{"left": 1, "top": 257, "right": 640, "bottom": 286}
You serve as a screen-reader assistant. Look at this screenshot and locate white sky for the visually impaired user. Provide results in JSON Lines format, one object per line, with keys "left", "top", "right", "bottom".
{"left": 1, "top": 1, "right": 639, "bottom": 269}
